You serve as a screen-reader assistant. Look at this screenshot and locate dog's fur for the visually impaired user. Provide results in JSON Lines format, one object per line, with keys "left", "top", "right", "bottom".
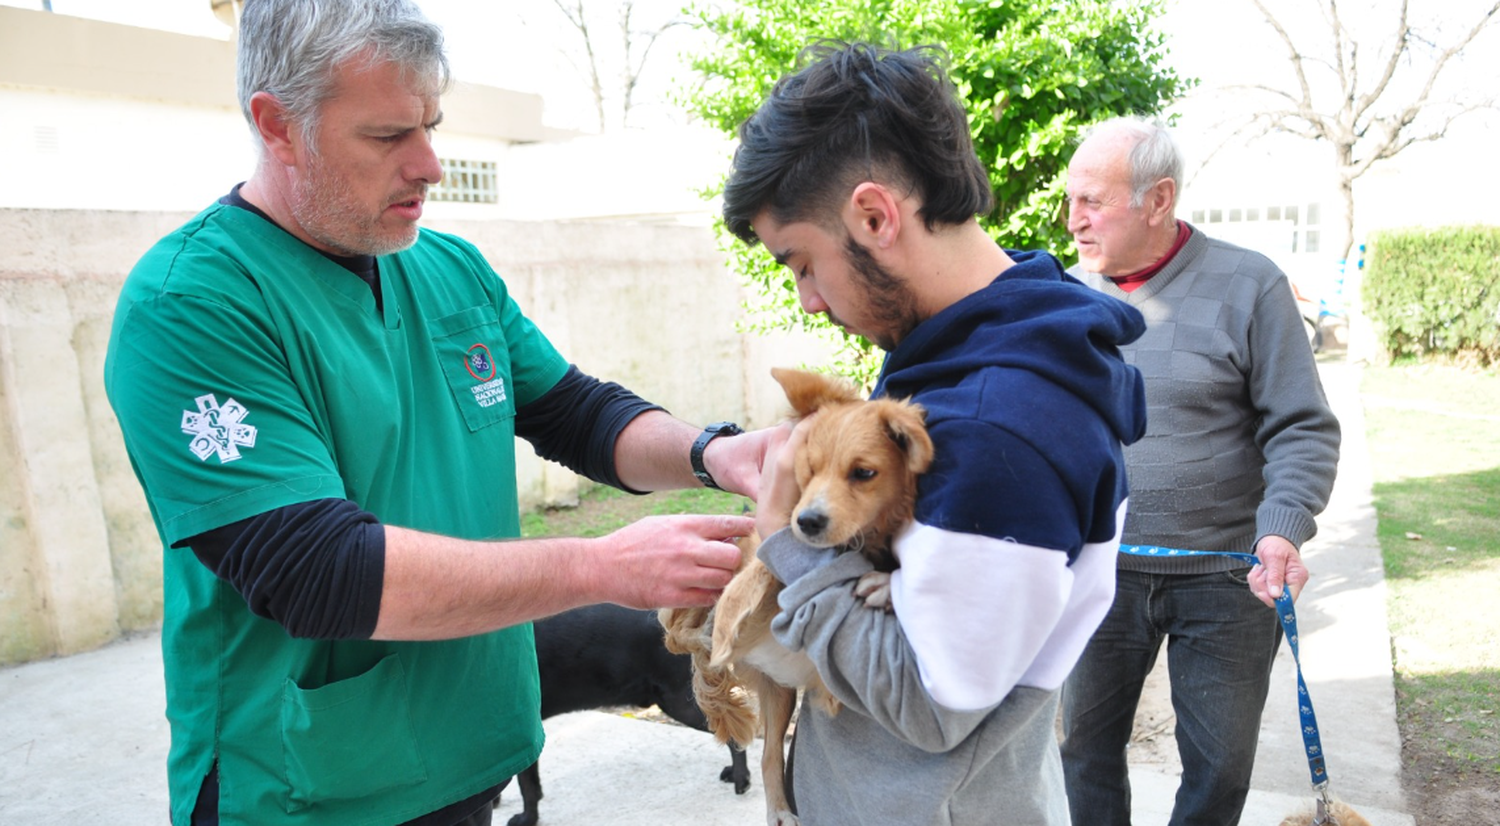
{"left": 499, "top": 603, "right": 750, "bottom": 826}
{"left": 660, "top": 367, "right": 933, "bottom": 826}
{"left": 1277, "top": 797, "right": 1373, "bottom": 826}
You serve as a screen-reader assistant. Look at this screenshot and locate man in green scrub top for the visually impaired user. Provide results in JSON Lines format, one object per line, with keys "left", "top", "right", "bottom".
{"left": 102, "top": 1, "right": 762, "bottom": 824}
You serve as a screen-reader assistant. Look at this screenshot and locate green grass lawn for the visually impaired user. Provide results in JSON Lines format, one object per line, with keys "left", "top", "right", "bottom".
{"left": 1361, "top": 362, "right": 1500, "bottom": 783}
{"left": 520, "top": 485, "right": 746, "bottom": 539}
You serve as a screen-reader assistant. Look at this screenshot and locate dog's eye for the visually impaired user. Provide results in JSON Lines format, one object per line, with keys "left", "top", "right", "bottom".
{"left": 850, "top": 467, "right": 877, "bottom": 482}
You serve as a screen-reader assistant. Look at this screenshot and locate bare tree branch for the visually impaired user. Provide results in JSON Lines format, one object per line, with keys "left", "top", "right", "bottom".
{"left": 551, "top": 0, "right": 608, "bottom": 131}
{"left": 1223, "top": 83, "right": 1302, "bottom": 106}
{"left": 1237, "top": 0, "right": 1499, "bottom": 263}
{"left": 1325, "top": 0, "right": 1353, "bottom": 110}
{"left": 1384, "top": 0, "right": 1500, "bottom": 130}
{"left": 1251, "top": 0, "right": 1318, "bottom": 113}
{"left": 543, "top": 0, "right": 686, "bottom": 132}
{"left": 1351, "top": 0, "right": 1409, "bottom": 122}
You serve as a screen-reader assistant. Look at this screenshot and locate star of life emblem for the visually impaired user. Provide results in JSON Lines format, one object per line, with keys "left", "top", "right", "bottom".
{"left": 181, "top": 393, "right": 258, "bottom": 463}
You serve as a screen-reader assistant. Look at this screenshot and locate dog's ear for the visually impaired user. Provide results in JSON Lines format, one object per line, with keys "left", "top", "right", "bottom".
{"left": 772, "top": 367, "right": 860, "bottom": 417}
{"left": 881, "top": 401, "right": 935, "bottom": 475}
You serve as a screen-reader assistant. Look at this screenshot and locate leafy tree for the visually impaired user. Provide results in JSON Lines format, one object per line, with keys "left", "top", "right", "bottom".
{"left": 678, "top": 0, "right": 1189, "bottom": 382}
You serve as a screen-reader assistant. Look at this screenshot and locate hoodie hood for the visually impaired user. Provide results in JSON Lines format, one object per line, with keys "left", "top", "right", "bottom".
{"left": 875, "top": 249, "right": 1147, "bottom": 447}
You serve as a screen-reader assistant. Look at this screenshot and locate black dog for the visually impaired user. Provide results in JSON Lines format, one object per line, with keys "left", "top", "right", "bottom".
{"left": 500, "top": 603, "right": 751, "bottom": 826}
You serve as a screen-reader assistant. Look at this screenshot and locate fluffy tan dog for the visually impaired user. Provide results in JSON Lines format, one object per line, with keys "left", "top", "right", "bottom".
{"left": 1278, "top": 797, "right": 1372, "bottom": 826}
{"left": 661, "top": 367, "right": 933, "bottom": 826}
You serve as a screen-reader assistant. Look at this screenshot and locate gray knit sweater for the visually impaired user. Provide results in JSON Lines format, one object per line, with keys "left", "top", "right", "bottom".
{"left": 1070, "top": 226, "right": 1340, "bottom": 574}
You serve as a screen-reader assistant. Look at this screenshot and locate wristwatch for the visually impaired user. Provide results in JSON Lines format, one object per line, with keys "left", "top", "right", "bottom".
{"left": 691, "top": 421, "right": 744, "bottom": 490}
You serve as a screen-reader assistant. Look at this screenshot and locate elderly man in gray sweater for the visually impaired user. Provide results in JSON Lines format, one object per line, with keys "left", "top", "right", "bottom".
{"left": 1059, "top": 117, "right": 1341, "bottom": 825}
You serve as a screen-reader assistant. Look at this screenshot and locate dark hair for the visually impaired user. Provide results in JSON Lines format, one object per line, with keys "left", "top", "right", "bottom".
{"left": 722, "top": 41, "right": 993, "bottom": 245}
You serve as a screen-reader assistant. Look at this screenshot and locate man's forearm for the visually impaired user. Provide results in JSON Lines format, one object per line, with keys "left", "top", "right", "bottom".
{"left": 613, "top": 409, "right": 770, "bottom": 499}
{"left": 611, "top": 409, "right": 704, "bottom": 493}
{"left": 371, "top": 511, "right": 754, "bottom": 641}
{"left": 370, "top": 525, "right": 597, "bottom": 641}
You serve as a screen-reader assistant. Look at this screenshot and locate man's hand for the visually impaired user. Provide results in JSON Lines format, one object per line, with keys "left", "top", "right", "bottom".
{"left": 753, "top": 416, "right": 814, "bottom": 540}
{"left": 591, "top": 513, "right": 753, "bottom": 609}
{"left": 701, "top": 425, "right": 778, "bottom": 500}
{"left": 1248, "top": 534, "right": 1308, "bottom": 607}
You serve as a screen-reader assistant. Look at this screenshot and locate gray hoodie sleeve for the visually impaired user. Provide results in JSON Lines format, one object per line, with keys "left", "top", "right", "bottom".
{"left": 758, "top": 528, "right": 995, "bottom": 753}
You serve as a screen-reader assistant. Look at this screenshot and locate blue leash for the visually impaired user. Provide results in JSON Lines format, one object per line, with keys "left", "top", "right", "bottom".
{"left": 1118, "top": 544, "right": 1333, "bottom": 805}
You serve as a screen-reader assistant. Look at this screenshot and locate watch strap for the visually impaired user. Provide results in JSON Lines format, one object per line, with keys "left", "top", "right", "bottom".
{"left": 691, "top": 421, "right": 743, "bottom": 490}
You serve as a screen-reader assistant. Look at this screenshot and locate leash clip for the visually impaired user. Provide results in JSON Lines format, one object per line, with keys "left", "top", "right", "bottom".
{"left": 1312, "top": 784, "right": 1338, "bottom": 826}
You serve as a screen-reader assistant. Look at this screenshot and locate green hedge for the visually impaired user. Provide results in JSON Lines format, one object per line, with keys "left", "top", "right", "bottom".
{"left": 1364, "top": 226, "right": 1500, "bottom": 364}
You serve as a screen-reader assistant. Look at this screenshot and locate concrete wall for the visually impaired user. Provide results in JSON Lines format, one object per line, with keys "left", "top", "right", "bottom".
{"left": 0, "top": 208, "right": 824, "bottom": 666}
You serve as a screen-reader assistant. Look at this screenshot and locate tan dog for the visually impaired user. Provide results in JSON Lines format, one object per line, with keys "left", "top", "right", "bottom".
{"left": 1278, "top": 797, "right": 1372, "bottom": 826}
{"left": 661, "top": 367, "right": 933, "bottom": 826}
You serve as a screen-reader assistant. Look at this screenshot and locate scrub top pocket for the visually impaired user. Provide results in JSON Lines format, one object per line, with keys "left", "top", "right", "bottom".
{"left": 430, "top": 306, "right": 517, "bottom": 433}
{"left": 280, "top": 654, "right": 429, "bottom": 812}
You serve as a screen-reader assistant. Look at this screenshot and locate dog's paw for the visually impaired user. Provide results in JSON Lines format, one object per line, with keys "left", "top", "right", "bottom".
{"left": 769, "top": 809, "right": 801, "bottom": 826}
{"left": 808, "top": 686, "right": 843, "bottom": 718}
{"left": 854, "top": 571, "right": 894, "bottom": 611}
{"left": 721, "top": 763, "right": 751, "bottom": 794}
{"left": 1278, "top": 800, "right": 1372, "bottom": 826}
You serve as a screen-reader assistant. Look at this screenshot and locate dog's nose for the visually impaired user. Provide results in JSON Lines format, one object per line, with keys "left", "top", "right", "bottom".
{"left": 796, "top": 511, "right": 828, "bottom": 539}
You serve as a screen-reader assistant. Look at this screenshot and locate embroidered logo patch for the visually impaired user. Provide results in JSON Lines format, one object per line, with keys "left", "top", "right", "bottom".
{"left": 465, "top": 343, "right": 507, "bottom": 409}
{"left": 181, "top": 393, "right": 257, "bottom": 463}
{"left": 465, "top": 343, "right": 496, "bottom": 381}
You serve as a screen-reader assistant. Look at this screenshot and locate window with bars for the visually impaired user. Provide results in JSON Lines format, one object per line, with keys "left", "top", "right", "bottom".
{"left": 431, "top": 158, "right": 498, "bottom": 204}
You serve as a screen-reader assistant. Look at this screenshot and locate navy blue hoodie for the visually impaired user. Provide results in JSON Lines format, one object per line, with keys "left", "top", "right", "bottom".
{"left": 875, "top": 249, "right": 1147, "bottom": 563}
{"left": 765, "top": 247, "right": 1148, "bottom": 711}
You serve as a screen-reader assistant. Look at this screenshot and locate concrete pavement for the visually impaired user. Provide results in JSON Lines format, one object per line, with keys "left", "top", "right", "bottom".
{"left": 0, "top": 358, "right": 1413, "bottom": 825}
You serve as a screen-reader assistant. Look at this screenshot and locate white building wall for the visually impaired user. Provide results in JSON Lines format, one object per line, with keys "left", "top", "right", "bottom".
{"left": 0, "top": 84, "right": 727, "bottom": 225}
{"left": 1175, "top": 130, "right": 1348, "bottom": 304}
{"left": 493, "top": 125, "right": 730, "bottom": 225}
{"left": 0, "top": 86, "right": 256, "bottom": 211}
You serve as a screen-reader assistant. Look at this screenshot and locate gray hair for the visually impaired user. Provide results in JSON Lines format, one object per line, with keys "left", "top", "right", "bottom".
{"left": 237, "top": 0, "right": 451, "bottom": 154}
{"left": 1080, "top": 117, "right": 1183, "bottom": 208}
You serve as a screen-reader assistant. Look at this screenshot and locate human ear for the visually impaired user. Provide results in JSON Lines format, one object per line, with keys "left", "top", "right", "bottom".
{"left": 847, "top": 182, "right": 902, "bottom": 250}
{"left": 1147, "top": 177, "right": 1177, "bottom": 226}
{"left": 249, "top": 91, "right": 301, "bottom": 167}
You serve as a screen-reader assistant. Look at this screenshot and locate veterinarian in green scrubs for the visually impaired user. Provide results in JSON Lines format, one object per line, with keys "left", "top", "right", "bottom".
{"left": 109, "top": 207, "right": 563, "bottom": 824}
{"left": 103, "top": 2, "right": 757, "bottom": 824}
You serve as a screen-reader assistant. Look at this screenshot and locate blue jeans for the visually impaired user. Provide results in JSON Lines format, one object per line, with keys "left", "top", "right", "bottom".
{"left": 1060, "top": 568, "right": 1282, "bottom": 826}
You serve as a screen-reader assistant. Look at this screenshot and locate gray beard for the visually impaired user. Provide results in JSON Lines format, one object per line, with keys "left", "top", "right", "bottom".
{"left": 290, "top": 158, "right": 421, "bottom": 257}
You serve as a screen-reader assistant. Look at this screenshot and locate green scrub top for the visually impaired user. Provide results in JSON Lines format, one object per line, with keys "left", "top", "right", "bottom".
{"left": 104, "top": 204, "right": 571, "bottom": 825}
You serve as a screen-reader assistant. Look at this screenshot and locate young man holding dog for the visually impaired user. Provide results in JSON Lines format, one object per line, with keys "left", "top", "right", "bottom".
{"left": 102, "top": 1, "right": 762, "bottom": 824}
{"left": 725, "top": 42, "right": 1150, "bottom": 824}
{"left": 1058, "top": 117, "right": 1341, "bottom": 825}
